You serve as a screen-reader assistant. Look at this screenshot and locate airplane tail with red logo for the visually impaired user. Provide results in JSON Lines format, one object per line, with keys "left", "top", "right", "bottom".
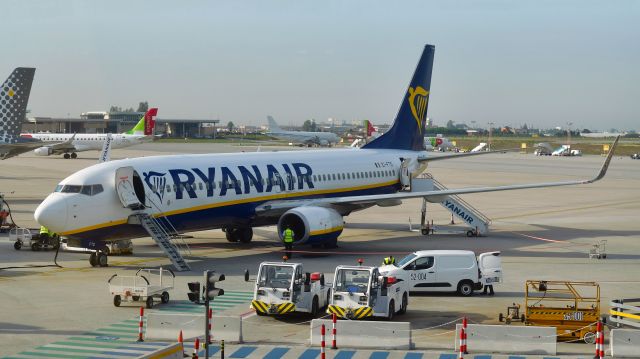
{"left": 144, "top": 108, "right": 157, "bottom": 136}
{"left": 124, "top": 108, "right": 158, "bottom": 136}
{"left": 362, "top": 45, "right": 434, "bottom": 151}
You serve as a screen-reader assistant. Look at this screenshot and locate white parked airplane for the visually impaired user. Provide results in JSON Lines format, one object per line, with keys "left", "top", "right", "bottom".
{"left": 425, "top": 136, "right": 454, "bottom": 151}
{"left": 34, "top": 45, "right": 618, "bottom": 268}
{"left": 21, "top": 108, "right": 158, "bottom": 159}
{"left": 267, "top": 116, "right": 340, "bottom": 147}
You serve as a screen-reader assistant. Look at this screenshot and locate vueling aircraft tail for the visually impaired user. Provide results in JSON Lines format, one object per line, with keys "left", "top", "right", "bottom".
{"left": 124, "top": 108, "right": 158, "bottom": 135}
{"left": 0, "top": 67, "right": 35, "bottom": 144}
{"left": 362, "top": 45, "right": 434, "bottom": 151}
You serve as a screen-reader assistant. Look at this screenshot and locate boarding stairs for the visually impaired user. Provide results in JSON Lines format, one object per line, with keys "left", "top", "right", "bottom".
{"left": 411, "top": 174, "right": 491, "bottom": 236}
{"left": 136, "top": 213, "right": 191, "bottom": 272}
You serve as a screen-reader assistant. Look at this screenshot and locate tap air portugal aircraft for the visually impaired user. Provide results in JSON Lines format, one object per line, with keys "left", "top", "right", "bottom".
{"left": 20, "top": 108, "right": 157, "bottom": 159}
{"left": 35, "top": 45, "right": 618, "bottom": 264}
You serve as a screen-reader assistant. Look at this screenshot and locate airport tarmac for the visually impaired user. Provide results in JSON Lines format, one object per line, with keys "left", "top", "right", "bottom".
{"left": 1, "top": 142, "right": 639, "bottom": 357}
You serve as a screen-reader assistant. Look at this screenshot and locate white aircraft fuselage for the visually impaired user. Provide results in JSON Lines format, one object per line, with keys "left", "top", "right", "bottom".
{"left": 35, "top": 148, "right": 421, "bottom": 249}
{"left": 23, "top": 133, "right": 149, "bottom": 154}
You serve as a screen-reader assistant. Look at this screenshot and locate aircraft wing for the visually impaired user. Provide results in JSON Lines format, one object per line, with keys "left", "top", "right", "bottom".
{"left": 418, "top": 148, "right": 518, "bottom": 163}
{"left": 257, "top": 136, "right": 618, "bottom": 212}
{"left": 0, "top": 142, "right": 46, "bottom": 160}
{"left": 47, "top": 134, "right": 77, "bottom": 154}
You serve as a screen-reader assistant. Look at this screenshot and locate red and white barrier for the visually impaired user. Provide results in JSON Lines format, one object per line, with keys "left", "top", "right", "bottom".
{"left": 458, "top": 317, "right": 467, "bottom": 359}
{"left": 331, "top": 313, "right": 337, "bottom": 349}
{"left": 321, "top": 324, "right": 326, "bottom": 359}
{"left": 595, "top": 321, "right": 604, "bottom": 359}
{"left": 193, "top": 337, "right": 200, "bottom": 359}
{"left": 137, "top": 307, "right": 144, "bottom": 342}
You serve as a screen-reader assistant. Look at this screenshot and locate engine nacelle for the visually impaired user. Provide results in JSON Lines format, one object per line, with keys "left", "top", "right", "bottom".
{"left": 34, "top": 147, "right": 53, "bottom": 156}
{"left": 277, "top": 207, "right": 344, "bottom": 246}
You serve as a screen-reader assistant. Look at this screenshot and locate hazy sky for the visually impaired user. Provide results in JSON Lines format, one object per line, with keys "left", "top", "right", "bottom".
{"left": 3, "top": 1, "right": 639, "bottom": 130}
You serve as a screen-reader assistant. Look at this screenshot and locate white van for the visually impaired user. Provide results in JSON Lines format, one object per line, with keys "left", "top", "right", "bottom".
{"left": 379, "top": 250, "right": 502, "bottom": 296}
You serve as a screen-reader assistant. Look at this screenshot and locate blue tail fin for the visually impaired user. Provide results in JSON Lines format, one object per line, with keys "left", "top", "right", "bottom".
{"left": 363, "top": 45, "right": 434, "bottom": 151}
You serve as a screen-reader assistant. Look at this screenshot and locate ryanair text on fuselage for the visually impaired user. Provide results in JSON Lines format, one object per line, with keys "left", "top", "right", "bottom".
{"left": 144, "top": 162, "right": 315, "bottom": 202}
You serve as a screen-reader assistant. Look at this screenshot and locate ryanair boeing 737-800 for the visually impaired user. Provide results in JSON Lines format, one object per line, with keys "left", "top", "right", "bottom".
{"left": 34, "top": 45, "right": 618, "bottom": 268}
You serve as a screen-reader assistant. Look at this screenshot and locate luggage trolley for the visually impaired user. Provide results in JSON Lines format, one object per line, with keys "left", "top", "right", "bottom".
{"left": 108, "top": 267, "right": 175, "bottom": 309}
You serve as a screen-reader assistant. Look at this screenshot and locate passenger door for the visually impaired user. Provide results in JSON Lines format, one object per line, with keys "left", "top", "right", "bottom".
{"left": 115, "top": 167, "right": 143, "bottom": 209}
{"left": 404, "top": 256, "right": 436, "bottom": 291}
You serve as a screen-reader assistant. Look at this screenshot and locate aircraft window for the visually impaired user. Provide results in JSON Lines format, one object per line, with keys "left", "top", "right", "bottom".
{"left": 81, "top": 186, "right": 92, "bottom": 195}
{"left": 322, "top": 174, "right": 326, "bottom": 181}
{"left": 173, "top": 184, "right": 177, "bottom": 192}
{"left": 341, "top": 173, "right": 345, "bottom": 180}
{"left": 199, "top": 182, "right": 203, "bottom": 190}
{"left": 92, "top": 184, "right": 104, "bottom": 195}
{"left": 61, "top": 185, "right": 82, "bottom": 193}
{"left": 166, "top": 185, "right": 172, "bottom": 193}
{"left": 332, "top": 174, "right": 336, "bottom": 181}
{"left": 313, "top": 175, "right": 317, "bottom": 182}
{"left": 54, "top": 185, "right": 63, "bottom": 192}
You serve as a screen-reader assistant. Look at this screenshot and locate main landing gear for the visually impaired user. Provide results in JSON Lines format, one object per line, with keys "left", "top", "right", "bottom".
{"left": 89, "top": 251, "right": 108, "bottom": 267}
{"left": 223, "top": 226, "right": 253, "bottom": 243}
{"left": 63, "top": 152, "right": 78, "bottom": 159}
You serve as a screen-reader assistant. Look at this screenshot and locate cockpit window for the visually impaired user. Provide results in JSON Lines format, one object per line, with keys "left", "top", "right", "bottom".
{"left": 59, "top": 184, "right": 104, "bottom": 196}
{"left": 61, "top": 185, "right": 82, "bottom": 193}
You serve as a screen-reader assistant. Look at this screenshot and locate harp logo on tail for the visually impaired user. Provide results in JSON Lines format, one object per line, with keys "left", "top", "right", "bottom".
{"left": 408, "top": 86, "right": 429, "bottom": 133}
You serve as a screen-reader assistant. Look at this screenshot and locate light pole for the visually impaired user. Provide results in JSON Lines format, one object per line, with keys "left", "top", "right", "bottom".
{"left": 488, "top": 122, "right": 494, "bottom": 151}
{"left": 566, "top": 121, "right": 573, "bottom": 149}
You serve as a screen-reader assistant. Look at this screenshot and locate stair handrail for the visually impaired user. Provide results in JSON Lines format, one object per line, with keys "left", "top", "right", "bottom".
{"left": 144, "top": 197, "right": 192, "bottom": 256}
{"left": 428, "top": 175, "right": 492, "bottom": 225}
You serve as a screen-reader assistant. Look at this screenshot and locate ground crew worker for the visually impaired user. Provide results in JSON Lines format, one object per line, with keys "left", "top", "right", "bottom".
{"left": 382, "top": 256, "right": 395, "bottom": 265}
{"left": 483, "top": 283, "right": 495, "bottom": 296}
{"left": 39, "top": 225, "right": 50, "bottom": 240}
{"left": 283, "top": 227, "right": 294, "bottom": 258}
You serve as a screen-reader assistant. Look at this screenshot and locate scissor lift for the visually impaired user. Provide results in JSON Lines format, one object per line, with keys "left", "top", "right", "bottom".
{"left": 524, "top": 280, "right": 600, "bottom": 343}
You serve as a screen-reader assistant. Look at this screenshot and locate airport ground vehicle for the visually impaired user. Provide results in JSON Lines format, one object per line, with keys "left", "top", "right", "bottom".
{"left": 631, "top": 153, "right": 639, "bottom": 159}
{"left": 11, "top": 227, "right": 60, "bottom": 251}
{"left": 379, "top": 250, "right": 502, "bottom": 296}
{"left": 104, "top": 240, "right": 133, "bottom": 255}
{"left": 328, "top": 264, "right": 408, "bottom": 320}
{"left": 523, "top": 280, "right": 600, "bottom": 343}
{"left": 251, "top": 261, "right": 330, "bottom": 316}
{"left": 108, "top": 267, "right": 175, "bottom": 309}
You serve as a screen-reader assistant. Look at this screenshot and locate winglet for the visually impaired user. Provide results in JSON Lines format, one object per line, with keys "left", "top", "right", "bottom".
{"left": 587, "top": 135, "right": 619, "bottom": 183}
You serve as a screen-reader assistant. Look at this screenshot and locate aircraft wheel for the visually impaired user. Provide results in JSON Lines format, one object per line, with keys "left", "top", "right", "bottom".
{"left": 89, "top": 253, "right": 98, "bottom": 267}
{"left": 63, "top": 153, "right": 71, "bottom": 159}
{"left": 238, "top": 227, "right": 253, "bottom": 243}
{"left": 70, "top": 152, "right": 77, "bottom": 159}
{"left": 225, "top": 228, "right": 239, "bottom": 242}
{"left": 97, "top": 253, "right": 108, "bottom": 267}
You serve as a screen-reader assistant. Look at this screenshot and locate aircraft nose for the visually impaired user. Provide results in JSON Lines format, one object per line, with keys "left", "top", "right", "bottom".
{"left": 34, "top": 195, "right": 68, "bottom": 233}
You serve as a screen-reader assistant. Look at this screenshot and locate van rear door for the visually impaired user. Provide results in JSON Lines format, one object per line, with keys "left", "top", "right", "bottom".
{"left": 478, "top": 251, "right": 502, "bottom": 285}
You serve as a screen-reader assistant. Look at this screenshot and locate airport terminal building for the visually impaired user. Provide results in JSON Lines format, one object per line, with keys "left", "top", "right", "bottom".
{"left": 23, "top": 111, "right": 222, "bottom": 138}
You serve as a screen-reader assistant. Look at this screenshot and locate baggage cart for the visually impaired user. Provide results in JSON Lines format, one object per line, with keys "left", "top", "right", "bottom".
{"left": 108, "top": 267, "right": 175, "bottom": 309}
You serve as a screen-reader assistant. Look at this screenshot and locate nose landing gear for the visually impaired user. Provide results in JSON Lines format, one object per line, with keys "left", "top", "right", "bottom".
{"left": 89, "top": 251, "right": 109, "bottom": 267}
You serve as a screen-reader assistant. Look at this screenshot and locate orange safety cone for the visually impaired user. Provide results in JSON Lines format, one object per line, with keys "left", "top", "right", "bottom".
{"left": 178, "top": 330, "right": 184, "bottom": 356}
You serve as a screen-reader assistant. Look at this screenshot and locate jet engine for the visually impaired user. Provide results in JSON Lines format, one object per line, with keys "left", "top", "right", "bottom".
{"left": 277, "top": 206, "right": 344, "bottom": 246}
{"left": 34, "top": 147, "right": 53, "bottom": 156}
